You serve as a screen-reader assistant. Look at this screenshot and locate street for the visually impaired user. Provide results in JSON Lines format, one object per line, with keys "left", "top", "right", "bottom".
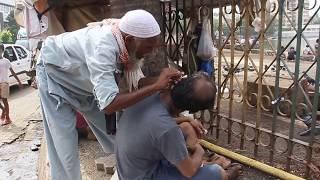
{"left": 0, "top": 86, "right": 42, "bottom": 180}
{"left": 0, "top": 85, "right": 112, "bottom": 180}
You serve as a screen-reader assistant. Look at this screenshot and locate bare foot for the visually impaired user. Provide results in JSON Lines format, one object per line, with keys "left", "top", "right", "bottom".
{"left": 1, "top": 119, "right": 12, "bottom": 126}
{"left": 205, "top": 154, "right": 232, "bottom": 169}
{"left": 226, "top": 163, "right": 242, "bottom": 180}
{"left": 0, "top": 118, "right": 4, "bottom": 125}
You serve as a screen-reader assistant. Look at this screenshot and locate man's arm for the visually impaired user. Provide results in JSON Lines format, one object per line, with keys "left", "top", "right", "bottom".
{"left": 175, "top": 143, "right": 204, "bottom": 178}
{"left": 105, "top": 68, "right": 182, "bottom": 114}
{"left": 175, "top": 116, "right": 192, "bottom": 124}
{"left": 176, "top": 116, "right": 205, "bottom": 137}
{"left": 105, "top": 83, "right": 158, "bottom": 114}
{"left": 86, "top": 32, "right": 182, "bottom": 113}
{"left": 9, "top": 68, "right": 22, "bottom": 87}
{"left": 138, "top": 70, "right": 183, "bottom": 89}
{"left": 157, "top": 127, "right": 204, "bottom": 178}
{"left": 116, "top": 73, "right": 172, "bottom": 115}
{"left": 138, "top": 77, "right": 157, "bottom": 88}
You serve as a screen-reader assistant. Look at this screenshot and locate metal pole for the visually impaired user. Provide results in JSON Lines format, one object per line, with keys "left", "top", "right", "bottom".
{"left": 228, "top": 0, "right": 236, "bottom": 144}
{"left": 216, "top": 0, "right": 223, "bottom": 140}
{"left": 240, "top": 0, "right": 251, "bottom": 150}
{"left": 175, "top": 0, "right": 179, "bottom": 61}
{"left": 304, "top": 26, "right": 320, "bottom": 178}
{"left": 270, "top": 0, "right": 284, "bottom": 164}
{"left": 168, "top": 1, "right": 173, "bottom": 61}
{"left": 286, "top": 0, "right": 304, "bottom": 172}
{"left": 254, "top": 0, "right": 266, "bottom": 157}
{"left": 161, "top": 1, "right": 166, "bottom": 44}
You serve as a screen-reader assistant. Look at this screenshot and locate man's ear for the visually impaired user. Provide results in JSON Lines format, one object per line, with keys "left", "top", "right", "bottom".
{"left": 124, "top": 35, "right": 135, "bottom": 44}
{"left": 124, "top": 35, "right": 136, "bottom": 51}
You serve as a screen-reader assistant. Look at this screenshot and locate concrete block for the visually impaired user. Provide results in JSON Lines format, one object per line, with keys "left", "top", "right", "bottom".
{"left": 95, "top": 157, "right": 107, "bottom": 171}
{"left": 105, "top": 155, "right": 116, "bottom": 174}
{"left": 95, "top": 154, "right": 116, "bottom": 173}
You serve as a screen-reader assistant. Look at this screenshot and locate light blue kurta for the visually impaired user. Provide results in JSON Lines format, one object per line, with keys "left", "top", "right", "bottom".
{"left": 39, "top": 25, "right": 122, "bottom": 110}
{"left": 37, "top": 25, "right": 123, "bottom": 180}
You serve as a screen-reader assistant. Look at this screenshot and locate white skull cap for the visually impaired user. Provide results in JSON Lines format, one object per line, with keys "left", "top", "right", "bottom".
{"left": 119, "top": 9, "right": 161, "bottom": 38}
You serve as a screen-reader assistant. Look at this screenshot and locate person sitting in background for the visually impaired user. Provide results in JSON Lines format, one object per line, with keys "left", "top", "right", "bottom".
{"left": 299, "top": 74, "right": 320, "bottom": 136}
{"left": 303, "top": 45, "right": 312, "bottom": 55}
{"left": 287, "top": 47, "right": 296, "bottom": 61}
{"left": 116, "top": 72, "right": 240, "bottom": 180}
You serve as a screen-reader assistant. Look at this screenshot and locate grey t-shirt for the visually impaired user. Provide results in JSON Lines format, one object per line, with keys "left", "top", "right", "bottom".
{"left": 116, "top": 94, "right": 188, "bottom": 180}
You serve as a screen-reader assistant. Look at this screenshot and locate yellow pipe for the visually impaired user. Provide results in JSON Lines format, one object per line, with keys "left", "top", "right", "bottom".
{"left": 200, "top": 140, "right": 305, "bottom": 180}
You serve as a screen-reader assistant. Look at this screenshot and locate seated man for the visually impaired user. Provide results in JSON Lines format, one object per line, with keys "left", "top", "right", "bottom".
{"left": 116, "top": 72, "right": 227, "bottom": 179}
{"left": 299, "top": 77, "right": 320, "bottom": 136}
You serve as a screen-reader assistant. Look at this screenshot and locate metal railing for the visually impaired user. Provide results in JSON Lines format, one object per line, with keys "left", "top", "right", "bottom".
{"left": 161, "top": 0, "right": 320, "bottom": 179}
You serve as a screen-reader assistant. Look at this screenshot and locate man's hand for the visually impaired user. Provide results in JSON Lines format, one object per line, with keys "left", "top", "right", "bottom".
{"left": 176, "top": 116, "right": 206, "bottom": 138}
{"left": 194, "top": 143, "right": 205, "bottom": 156}
{"left": 153, "top": 68, "right": 183, "bottom": 91}
{"left": 9, "top": 68, "right": 23, "bottom": 89}
{"left": 301, "top": 79, "right": 315, "bottom": 93}
{"left": 189, "top": 119, "right": 205, "bottom": 138}
{"left": 176, "top": 143, "right": 205, "bottom": 178}
{"left": 301, "top": 79, "right": 309, "bottom": 89}
{"left": 104, "top": 68, "right": 182, "bottom": 114}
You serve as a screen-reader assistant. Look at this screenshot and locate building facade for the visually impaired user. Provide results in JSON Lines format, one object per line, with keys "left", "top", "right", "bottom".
{"left": 284, "top": 0, "right": 310, "bottom": 29}
{"left": 0, "top": 0, "right": 14, "bottom": 22}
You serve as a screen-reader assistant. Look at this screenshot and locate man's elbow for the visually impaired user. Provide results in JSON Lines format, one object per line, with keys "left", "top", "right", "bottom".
{"left": 103, "top": 96, "right": 119, "bottom": 115}
{"left": 104, "top": 106, "right": 114, "bottom": 115}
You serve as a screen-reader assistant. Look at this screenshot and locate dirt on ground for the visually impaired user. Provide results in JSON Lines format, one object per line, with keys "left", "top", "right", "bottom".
{"left": 0, "top": 86, "right": 43, "bottom": 180}
{"left": 201, "top": 99, "right": 320, "bottom": 179}
{"left": 78, "top": 139, "right": 113, "bottom": 180}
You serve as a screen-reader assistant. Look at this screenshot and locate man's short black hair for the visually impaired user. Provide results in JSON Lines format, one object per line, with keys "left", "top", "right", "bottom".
{"left": 171, "top": 72, "right": 217, "bottom": 113}
{"left": 0, "top": 43, "right": 4, "bottom": 51}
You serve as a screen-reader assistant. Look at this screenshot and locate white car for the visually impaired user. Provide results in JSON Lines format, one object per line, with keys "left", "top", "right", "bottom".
{"left": 3, "top": 44, "right": 33, "bottom": 86}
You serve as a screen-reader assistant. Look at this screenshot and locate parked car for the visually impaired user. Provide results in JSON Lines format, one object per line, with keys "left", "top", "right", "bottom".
{"left": 3, "top": 44, "right": 33, "bottom": 86}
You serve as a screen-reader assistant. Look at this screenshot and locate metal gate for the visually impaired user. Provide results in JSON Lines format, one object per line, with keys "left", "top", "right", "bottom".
{"left": 161, "top": 0, "right": 320, "bottom": 178}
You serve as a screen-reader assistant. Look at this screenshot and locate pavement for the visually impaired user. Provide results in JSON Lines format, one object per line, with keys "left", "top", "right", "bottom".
{"left": 0, "top": 86, "right": 41, "bottom": 146}
{"left": 78, "top": 139, "right": 113, "bottom": 180}
{"left": 0, "top": 85, "right": 113, "bottom": 180}
{"left": 0, "top": 86, "right": 43, "bottom": 180}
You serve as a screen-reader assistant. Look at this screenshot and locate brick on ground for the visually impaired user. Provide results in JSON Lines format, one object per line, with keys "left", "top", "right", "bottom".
{"left": 95, "top": 154, "right": 116, "bottom": 174}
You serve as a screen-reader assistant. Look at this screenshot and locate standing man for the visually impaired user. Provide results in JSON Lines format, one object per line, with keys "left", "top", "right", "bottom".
{"left": 0, "top": 43, "right": 22, "bottom": 125}
{"left": 37, "top": 10, "right": 182, "bottom": 180}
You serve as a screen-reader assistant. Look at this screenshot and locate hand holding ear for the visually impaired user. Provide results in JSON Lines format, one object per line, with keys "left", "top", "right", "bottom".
{"left": 153, "top": 68, "right": 183, "bottom": 91}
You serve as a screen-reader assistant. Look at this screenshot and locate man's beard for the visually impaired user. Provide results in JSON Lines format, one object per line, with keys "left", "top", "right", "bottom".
{"left": 124, "top": 52, "right": 145, "bottom": 92}
{"left": 127, "top": 52, "right": 144, "bottom": 70}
